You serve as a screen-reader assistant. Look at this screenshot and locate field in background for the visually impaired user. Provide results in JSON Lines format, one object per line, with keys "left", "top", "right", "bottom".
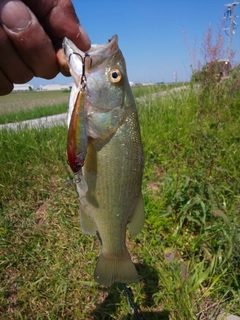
{"left": 0, "top": 84, "right": 183, "bottom": 124}
{"left": 0, "top": 90, "right": 70, "bottom": 112}
{"left": 0, "top": 82, "right": 239, "bottom": 319}
{"left": 0, "top": 91, "right": 70, "bottom": 124}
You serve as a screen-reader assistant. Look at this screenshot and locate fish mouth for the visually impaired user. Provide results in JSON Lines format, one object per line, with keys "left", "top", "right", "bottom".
{"left": 86, "top": 35, "right": 118, "bottom": 57}
{"left": 63, "top": 35, "right": 118, "bottom": 69}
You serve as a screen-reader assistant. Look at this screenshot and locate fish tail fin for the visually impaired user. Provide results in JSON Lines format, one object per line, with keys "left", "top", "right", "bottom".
{"left": 94, "top": 251, "right": 139, "bottom": 286}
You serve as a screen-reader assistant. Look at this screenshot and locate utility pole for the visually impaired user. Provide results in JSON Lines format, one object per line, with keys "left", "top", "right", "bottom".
{"left": 223, "top": 0, "right": 240, "bottom": 60}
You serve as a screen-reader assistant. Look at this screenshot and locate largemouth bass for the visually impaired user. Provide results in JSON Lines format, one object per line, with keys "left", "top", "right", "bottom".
{"left": 63, "top": 35, "right": 144, "bottom": 287}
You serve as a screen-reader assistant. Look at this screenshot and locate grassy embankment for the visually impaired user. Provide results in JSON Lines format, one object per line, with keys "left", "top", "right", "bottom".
{"left": 0, "top": 82, "right": 239, "bottom": 319}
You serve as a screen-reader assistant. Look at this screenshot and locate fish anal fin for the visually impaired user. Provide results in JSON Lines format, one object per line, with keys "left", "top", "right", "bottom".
{"left": 94, "top": 252, "right": 139, "bottom": 286}
{"left": 128, "top": 193, "right": 145, "bottom": 238}
{"left": 79, "top": 203, "right": 97, "bottom": 235}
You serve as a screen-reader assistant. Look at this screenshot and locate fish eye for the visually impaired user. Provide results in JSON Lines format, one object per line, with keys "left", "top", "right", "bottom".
{"left": 109, "top": 69, "right": 122, "bottom": 83}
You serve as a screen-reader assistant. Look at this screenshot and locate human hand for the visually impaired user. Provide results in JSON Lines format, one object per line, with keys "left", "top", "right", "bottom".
{"left": 0, "top": 0, "right": 91, "bottom": 95}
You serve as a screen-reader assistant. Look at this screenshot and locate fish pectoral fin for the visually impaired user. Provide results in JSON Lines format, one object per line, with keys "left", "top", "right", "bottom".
{"left": 128, "top": 193, "right": 145, "bottom": 238}
{"left": 94, "top": 252, "right": 139, "bottom": 286}
{"left": 79, "top": 204, "right": 97, "bottom": 235}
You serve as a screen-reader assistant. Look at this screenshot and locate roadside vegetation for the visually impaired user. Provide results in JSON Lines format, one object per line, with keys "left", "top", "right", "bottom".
{"left": 0, "top": 72, "right": 239, "bottom": 319}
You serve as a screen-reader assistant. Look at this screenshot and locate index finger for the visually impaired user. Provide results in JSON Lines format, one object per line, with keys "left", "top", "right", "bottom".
{"left": 23, "top": 0, "right": 91, "bottom": 51}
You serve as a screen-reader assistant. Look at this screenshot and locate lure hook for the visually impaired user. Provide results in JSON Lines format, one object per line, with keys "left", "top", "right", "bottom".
{"left": 69, "top": 52, "right": 92, "bottom": 89}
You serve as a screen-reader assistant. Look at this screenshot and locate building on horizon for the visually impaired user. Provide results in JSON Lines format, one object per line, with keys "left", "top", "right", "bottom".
{"left": 13, "top": 84, "right": 34, "bottom": 92}
{"left": 39, "top": 84, "right": 73, "bottom": 91}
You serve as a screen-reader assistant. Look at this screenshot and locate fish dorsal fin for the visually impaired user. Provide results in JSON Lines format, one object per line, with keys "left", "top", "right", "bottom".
{"left": 127, "top": 193, "right": 145, "bottom": 238}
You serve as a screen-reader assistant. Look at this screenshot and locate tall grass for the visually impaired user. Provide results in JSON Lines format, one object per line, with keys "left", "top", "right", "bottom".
{"left": 0, "top": 80, "right": 239, "bottom": 319}
{"left": 138, "top": 80, "right": 240, "bottom": 318}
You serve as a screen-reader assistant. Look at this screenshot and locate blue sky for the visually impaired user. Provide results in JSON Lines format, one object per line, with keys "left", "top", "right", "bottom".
{"left": 30, "top": 0, "right": 240, "bottom": 88}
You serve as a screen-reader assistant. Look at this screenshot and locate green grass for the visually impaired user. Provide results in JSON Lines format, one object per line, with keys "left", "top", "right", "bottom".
{"left": 0, "top": 81, "right": 239, "bottom": 319}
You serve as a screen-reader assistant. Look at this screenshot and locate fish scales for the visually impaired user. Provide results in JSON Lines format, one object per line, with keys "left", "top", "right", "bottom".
{"left": 84, "top": 112, "right": 143, "bottom": 286}
{"left": 63, "top": 35, "right": 144, "bottom": 286}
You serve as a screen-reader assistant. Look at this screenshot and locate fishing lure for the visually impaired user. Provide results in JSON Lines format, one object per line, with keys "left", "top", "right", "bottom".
{"left": 66, "top": 54, "right": 91, "bottom": 191}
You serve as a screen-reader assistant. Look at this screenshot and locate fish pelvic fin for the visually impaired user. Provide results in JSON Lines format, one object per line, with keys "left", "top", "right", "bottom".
{"left": 75, "top": 171, "right": 88, "bottom": 192}
{"left": 79, "top": 203, "right": 97, "bottom": 235}
{"left": 128, "top": 193, "right": 145, "bottom": 238}
{"left": 94, "top": 252, "right": 139, "bottom": 286}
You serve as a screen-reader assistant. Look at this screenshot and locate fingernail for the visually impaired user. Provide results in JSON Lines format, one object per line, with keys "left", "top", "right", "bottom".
{"left": 78, "top": 24, "right": 91, "bottom": 50}
{"left": 0, "top": 0, "right": 32, "bottom": 32}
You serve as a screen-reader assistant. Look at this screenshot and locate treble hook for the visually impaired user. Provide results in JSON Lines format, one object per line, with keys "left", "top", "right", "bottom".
{"left": 69, "top": 52, "right": 92, "bottom": 89}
